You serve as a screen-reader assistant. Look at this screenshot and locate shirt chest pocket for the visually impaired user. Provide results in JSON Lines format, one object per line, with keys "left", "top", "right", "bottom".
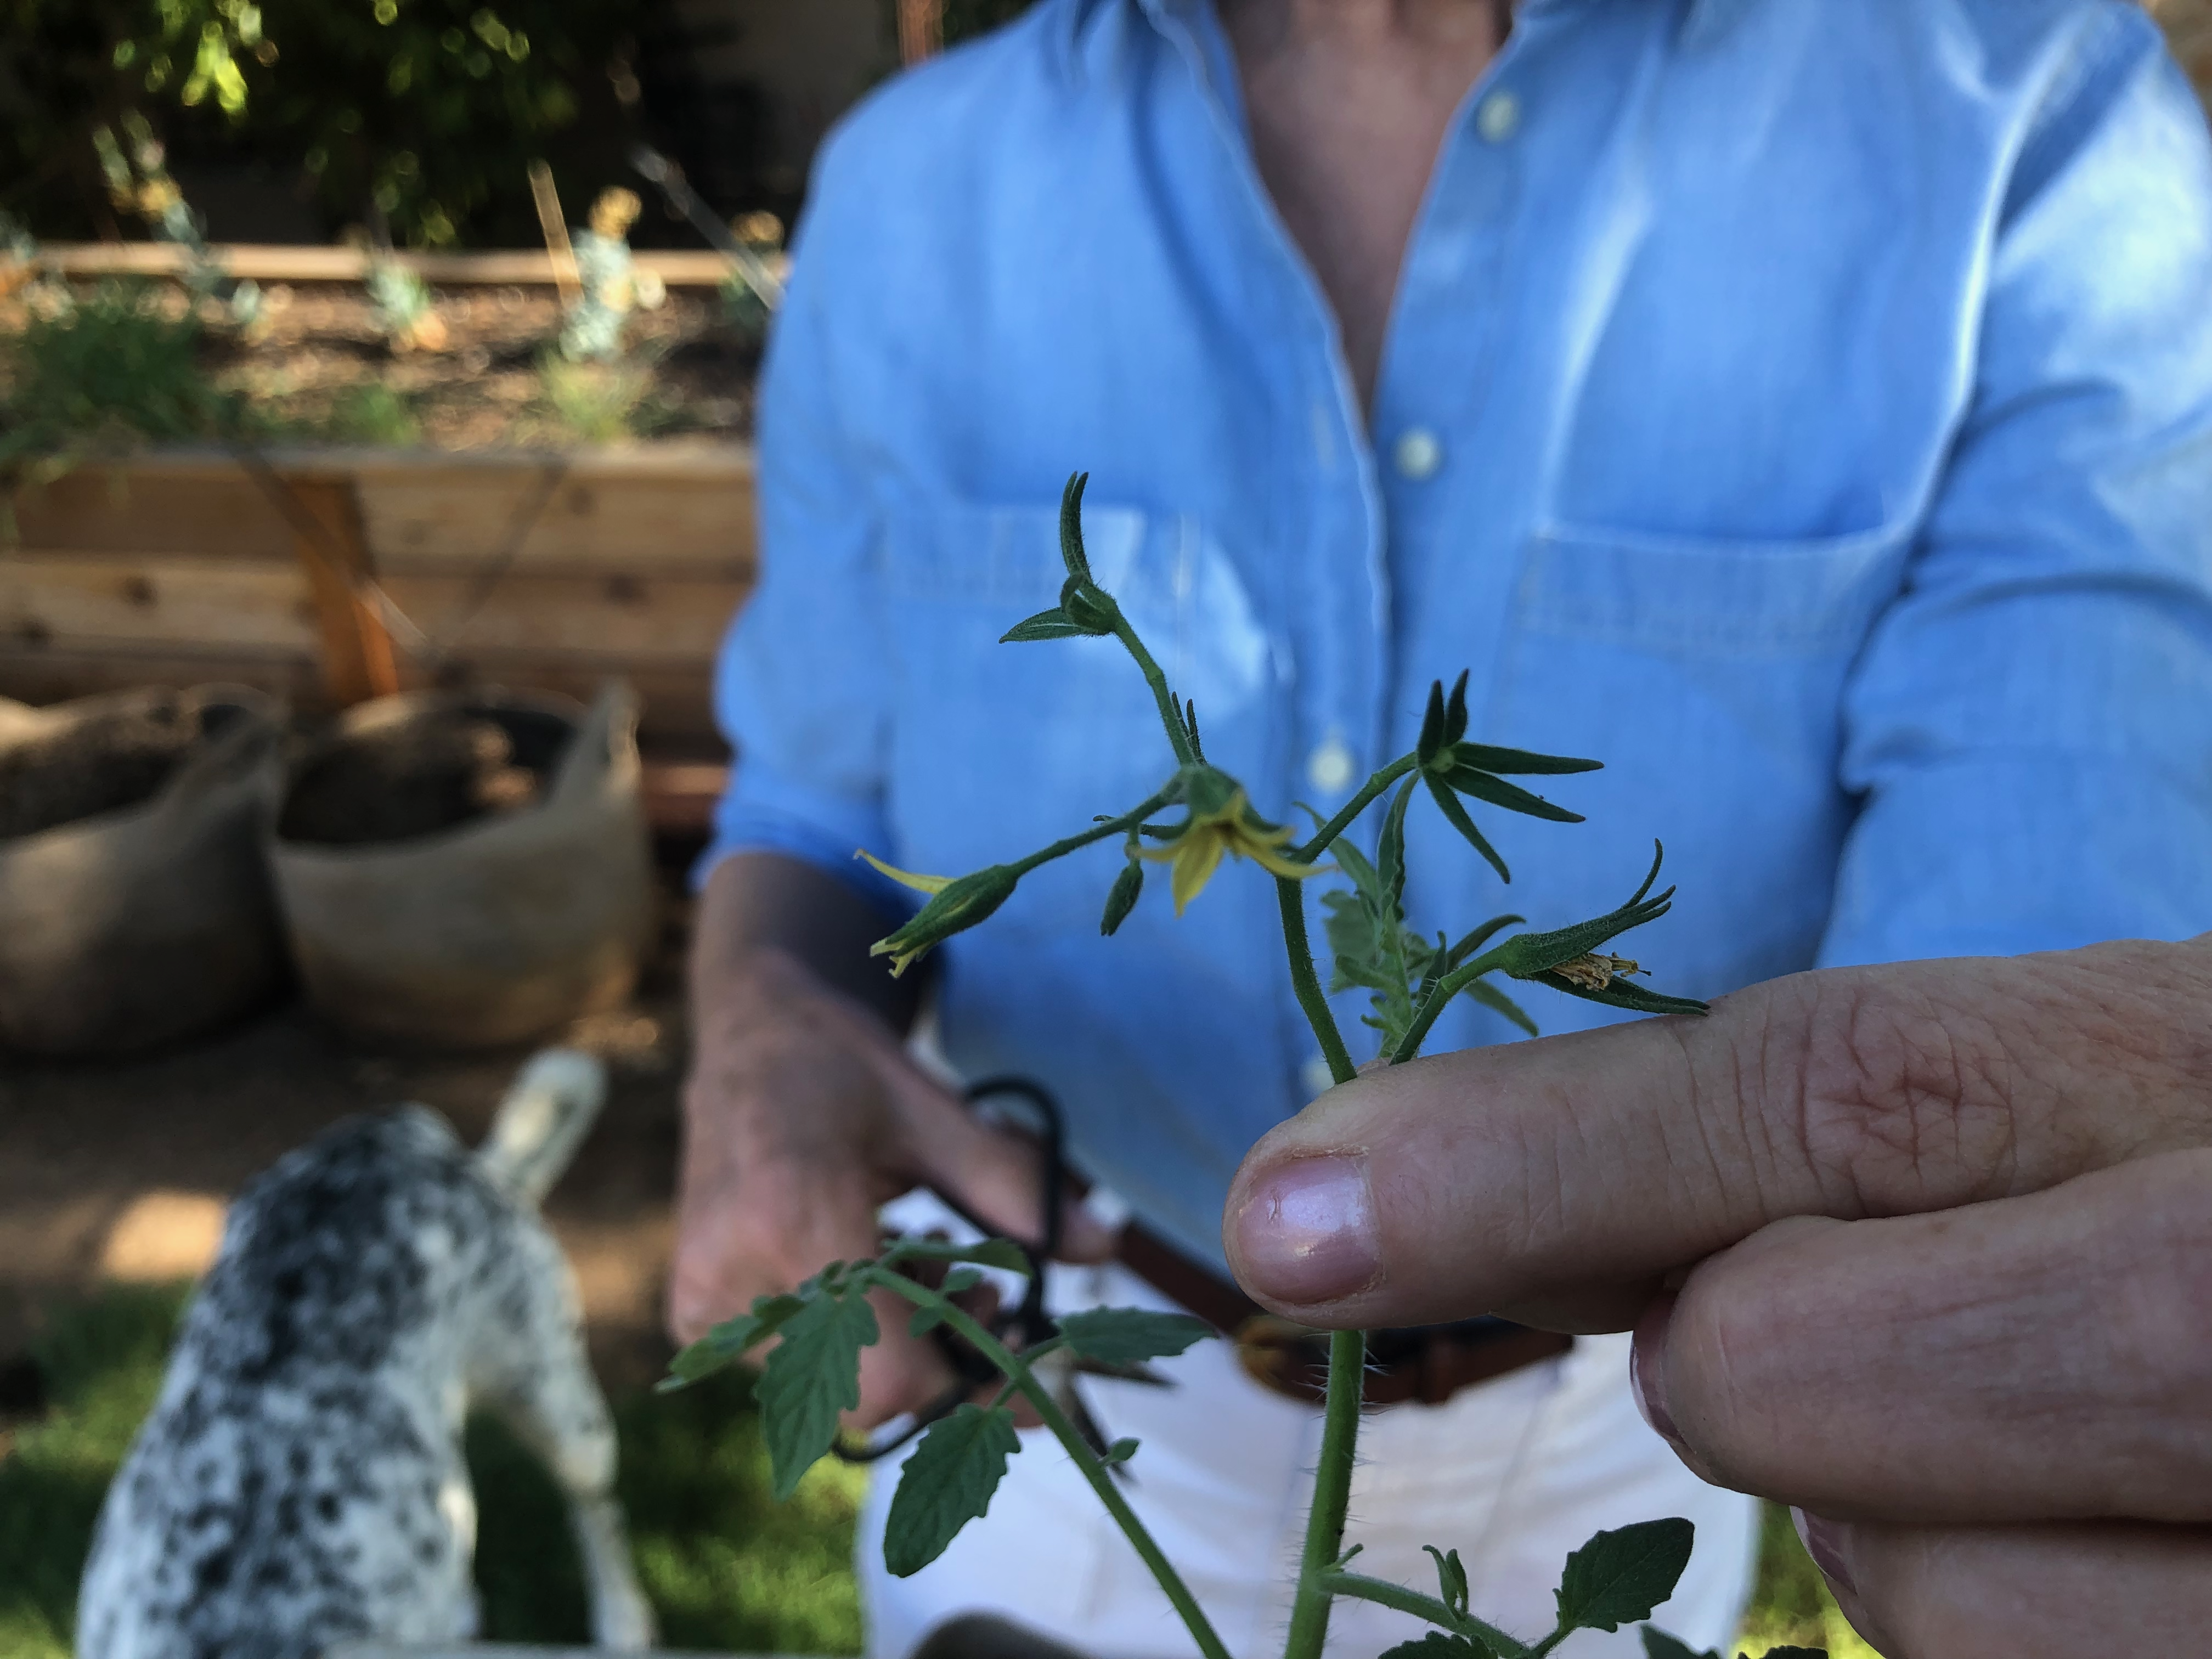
{"left": 1514, "top": 518, "right": 1914, "bottom": 660}
{"left": 878, "top": 500, "right": 1284, "bottom": 918}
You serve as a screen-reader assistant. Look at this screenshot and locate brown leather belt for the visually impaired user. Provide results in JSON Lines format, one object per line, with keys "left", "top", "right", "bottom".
{"left": 1118, "top": 1222, "right": 1571, "bottom": 1408}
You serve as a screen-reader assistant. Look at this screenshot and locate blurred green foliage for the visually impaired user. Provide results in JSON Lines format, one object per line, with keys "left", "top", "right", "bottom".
{"left": 0, "top": 1284, "right": 864, "bottom": 1656}
{"left": 0, "top": 0, "right": 636, "bottom": 247}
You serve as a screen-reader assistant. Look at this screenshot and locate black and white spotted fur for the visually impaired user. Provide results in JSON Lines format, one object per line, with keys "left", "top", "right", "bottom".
{"left": 76, "top": 1051, "right": 656, "bottom": 1658}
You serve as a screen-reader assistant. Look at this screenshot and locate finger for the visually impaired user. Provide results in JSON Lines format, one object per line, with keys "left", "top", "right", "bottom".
{"left": 1223, "top": 937, "right": 2212, "bottom": 1328}
{"left": 1634, "top": 1150, "right": 2212, "bottom": 1523}
{"left": 1795, "top": 1511, "right": 2212, "bottom": 1659}
{"left": 871, "top": 1052, "right": 1118, "bottom": 1263}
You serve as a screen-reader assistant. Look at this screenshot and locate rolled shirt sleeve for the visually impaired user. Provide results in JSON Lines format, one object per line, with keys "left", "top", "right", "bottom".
{"left": 1822, "top": 17, "right": 2212, "bottom": 967}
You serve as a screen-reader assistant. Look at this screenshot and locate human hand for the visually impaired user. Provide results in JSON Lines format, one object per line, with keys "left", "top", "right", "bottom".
{"left": 1223, "top": 936, "right": 2212, "bottom": 1657}
{"left": 672, "top": 944, "right": 1113, "bottom": 1428}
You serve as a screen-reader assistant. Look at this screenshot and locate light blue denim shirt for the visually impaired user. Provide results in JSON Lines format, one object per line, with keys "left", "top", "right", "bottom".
{"left": 709, "top": 0, "right": 2212, "bottom": 1267}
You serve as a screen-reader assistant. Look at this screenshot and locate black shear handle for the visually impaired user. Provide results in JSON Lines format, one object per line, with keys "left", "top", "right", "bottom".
{"left": 834, "top": 1076, "right": 1068, "bottom": 1464}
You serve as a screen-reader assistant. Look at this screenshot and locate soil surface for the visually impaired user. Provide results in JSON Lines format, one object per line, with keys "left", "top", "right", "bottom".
{"left": 3, "top": 279, "right": 760, "bottom": 451}
{"left": 278, "top": 703, "right": 554, "bottom": 847}
{"left": 0, "top": 693, "right": 199, "bottom": 841}
{"left": 0, "top": 875, "right": 698, "bottom": 1395}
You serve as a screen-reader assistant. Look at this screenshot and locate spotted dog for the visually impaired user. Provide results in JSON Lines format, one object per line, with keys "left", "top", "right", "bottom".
{"left": 76, "top": 1051, "right": 657, "bottom": 1657}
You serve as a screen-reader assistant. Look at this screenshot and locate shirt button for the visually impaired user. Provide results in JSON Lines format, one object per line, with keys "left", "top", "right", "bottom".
{"left": 1477, "top": 89, "right": 1522, "bottom": 144}
{"left": 1306, "top": 737, "right": 1356, "bottom": 794}
{"left": 1393, "top": 427, "right": 1443, "bottom": 481}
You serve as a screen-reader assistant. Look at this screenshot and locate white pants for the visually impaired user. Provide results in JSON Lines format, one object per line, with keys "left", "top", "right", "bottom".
{"left": 859, "top": 1262, "right": 1757, "bottom": 1659}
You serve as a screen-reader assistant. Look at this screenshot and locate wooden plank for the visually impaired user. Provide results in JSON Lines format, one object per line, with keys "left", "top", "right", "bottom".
{"left": 0, "top": 554, "right": 318, "bottom": 653}
{"left": 5, "top": 469, "right": 301, "bottom": 561}
{"left": 359, "top": 471, "right": 756, "bottom": 577}
{"left": 378, "top": 572, "right": 746, "bottom": 662}
{"left": 34, "top": 243, "right": 743, "bottom": 287}
{"left": 286, "top": 477, "right": 399, "bottom": 704}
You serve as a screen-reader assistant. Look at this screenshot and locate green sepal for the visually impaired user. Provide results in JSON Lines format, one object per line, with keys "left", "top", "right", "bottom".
{"left": 1449, "top": 742, "right": 1604, "bottom": 777}
{"left": 1424, "top": 1544, "right": 1471, "bottom": 1618}
{"left": 1060, "top": 574, "right": 1122, "bottom": 635}
{"left": 882, "top": 1403, "right": 1023, "bottom": 1576}
{"left": 1442, "top": 763, "right": 1586, "bottom": 825}
{"left": 1528, "top": 972, "right": 1709, "bottom": 1019}
{"left": 1494, "top": 844, "right": 1675, "bottom": 980}
{"left": 1101, "top": 860, "right": 1145, "bottom": 936}
{"left": 1463, "top": 977, "right": 1540, "bottom": 1037}
{"left": 1417, "top": 679, "right": 1448, "bottom": 768}
{"left": 1101, "top": 1436, "right": 1140, "bottom": 1468}
{"left": 1426, "top": 774, "right": 1511, "bottom": 884}
{"left": 1058, "top": 471, "right": 1093, "bottom": 582}
{"left": 1553, "top": 1518, "right": 1696, "bottom": 1634}
{"left": 1001, "top": 608, "right": 1088, "bottom": 644}
{"left": 1443, "top": 669, "right": 1471, "bottom": 746}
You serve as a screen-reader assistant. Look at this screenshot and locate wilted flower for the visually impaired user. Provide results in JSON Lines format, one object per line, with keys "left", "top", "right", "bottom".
{"left": 858, "top": 851, "right": 1020, "bottom": 975}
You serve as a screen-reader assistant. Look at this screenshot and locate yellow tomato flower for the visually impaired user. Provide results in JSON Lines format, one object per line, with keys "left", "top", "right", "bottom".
{"left": 1138, "top": 787, "right": 1324, "bottom": 915}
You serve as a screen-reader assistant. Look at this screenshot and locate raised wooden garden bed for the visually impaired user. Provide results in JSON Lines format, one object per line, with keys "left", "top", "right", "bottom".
{"left": 0, "top": 446, "right": 755, "bottom": 824}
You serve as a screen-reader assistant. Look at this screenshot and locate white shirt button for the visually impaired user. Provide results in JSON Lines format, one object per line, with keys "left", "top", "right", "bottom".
{"left": 1393, "top": 427, "right": 1443, "bottom": 481}
{"left": 1306, "top": 737, "right": 1356, "bottom": 795}
{"left": 1477, "top": 89, "right": 1522, "bottom": 144}
{"left": 1301, "top": 1055, "right": 1338, "bottom": 1099}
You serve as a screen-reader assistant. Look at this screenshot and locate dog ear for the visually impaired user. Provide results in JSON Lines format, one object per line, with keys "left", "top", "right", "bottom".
{"left": 476, "top": 1049, "right": 606, "bottom": 1207}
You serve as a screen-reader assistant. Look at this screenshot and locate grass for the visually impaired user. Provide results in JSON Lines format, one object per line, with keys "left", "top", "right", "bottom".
{"left": 0, "top": 1284, "right": 863, "bottom": 1657}
{"left": 0, "top": 1286, "right": 1874, "bottom": 1658}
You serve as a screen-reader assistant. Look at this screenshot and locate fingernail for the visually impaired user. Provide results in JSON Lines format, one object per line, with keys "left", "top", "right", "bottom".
{"left": 1630, "top": 1292, "right": 1683, "bottom": 1448}
{"left": 1793, "top": 1509, "right": 1860, "bottom": 1605}
{"left": 1228, "top": 1155, "right": 1381, "bottom": 1305}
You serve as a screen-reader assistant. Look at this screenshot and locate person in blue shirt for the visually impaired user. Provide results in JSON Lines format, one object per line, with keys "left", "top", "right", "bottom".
{"left": 671, "top": 1, "right": 2212, "bottom": 1654}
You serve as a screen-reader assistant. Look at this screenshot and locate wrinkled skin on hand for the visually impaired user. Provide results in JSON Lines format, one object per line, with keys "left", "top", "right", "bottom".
{"left": 1226, "top": 936, "right": 2212, "bottom": 1658}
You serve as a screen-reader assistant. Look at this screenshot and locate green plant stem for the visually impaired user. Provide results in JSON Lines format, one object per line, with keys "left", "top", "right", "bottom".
{"left": 1276, "top": 876, "right": 1357, "bottom": 1087}
{"left": 1295, "top": 754, "right": 1420, "bottom": 864}
{"left": 1282, "top": 1329, "right": 1368, "bottom": 1659}
{"left": 1392, "top": 945, "right": 1514, "bottom": 1065}
{"left": 1314, "top": 1571, "right": 1530, "bottom": 1658}
{"left": 1011, "top": 787, "right": 1180, "bottom": 878}
{"left": 1110, "top": 617, "right": 1198, "bottom": 767}
{"left": 872, "top": 1276, "right": 1233, "bottom": 1659}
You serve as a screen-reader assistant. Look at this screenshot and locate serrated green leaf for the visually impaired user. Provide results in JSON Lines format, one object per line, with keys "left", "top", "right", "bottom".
{"left": 883, "top": 1403, "right": 1022, "bottom": 1576}
{"left": 1001, "top": 608, "right": 1087, "bottom": 644}
{"left": 756, "top": 1290, "right": 879, "bottom": 1499}
{"left": 882, "top": 1237, "right": 1033, "bottom": 1276}
{"left": 1450, "top": 742, "right": 1604, "bottom": 777}
{"left": 1378, "top": 1633, "right": 1494, "bottom": 1659}
{"left": 1427, "top": 774, "right": 1510, "bottom": 884}
{"left": 1463, "top": 978, "right": 1541, "bottom": 1039}
{"left": 1554, "top": 1519, "right": 1696, "bottom": 1634}
{"left": 1637, "top": 1629, "right": 1714, "bottom": 1659}
{"left": 1444, "top": 764, "right": 1586, "bottom": 825}
{"left": 1102, "top": 1436, "right": 1140, "bottom": 1467}
{"left": 1056, "top": 1307, "right": 1214, "bottom": 1365}
{"left": 661, "top": 1290, "right": 808, "bottom": 1390}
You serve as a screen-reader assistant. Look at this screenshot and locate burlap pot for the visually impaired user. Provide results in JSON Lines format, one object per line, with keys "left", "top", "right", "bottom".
{"left": 268, "top": 682, "right": 653, "bottom": 1050}
{"left": 0, "top": 686, "right": 286, "bottom": 1056}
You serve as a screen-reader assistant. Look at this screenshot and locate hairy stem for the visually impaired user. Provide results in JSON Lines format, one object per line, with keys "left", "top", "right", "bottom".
{"left": 1283, "top": 1330, "right": 1367, "bottom": 1659}
{"left": 872, "top": 1276, "right": 1233, "bottom": 1659}
{"left": 1295, "top": 754, "right": 1419, "bottom": 865}
{"left": 1277, "top": 876, "right": 1356, "bottom": 1087}
{"left": 1109, "top": 616, "right": 1197, "bottom": 767}
{"left": 1011, "top": 787, "right": 1180, "bottom": 878}
{"left": 1315, "top": 1571, "right": 1530, "bottom": 1658}
{"left": 1392, "top": 945, "right": 1514, "bottom": 1065}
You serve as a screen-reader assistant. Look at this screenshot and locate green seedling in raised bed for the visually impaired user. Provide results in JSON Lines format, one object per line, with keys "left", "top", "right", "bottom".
{"left": 668, "top": 475, "right": 1820, "bottom": 1659}
{"left": 92, "top": 115, "right": 262, "bottom": 332}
